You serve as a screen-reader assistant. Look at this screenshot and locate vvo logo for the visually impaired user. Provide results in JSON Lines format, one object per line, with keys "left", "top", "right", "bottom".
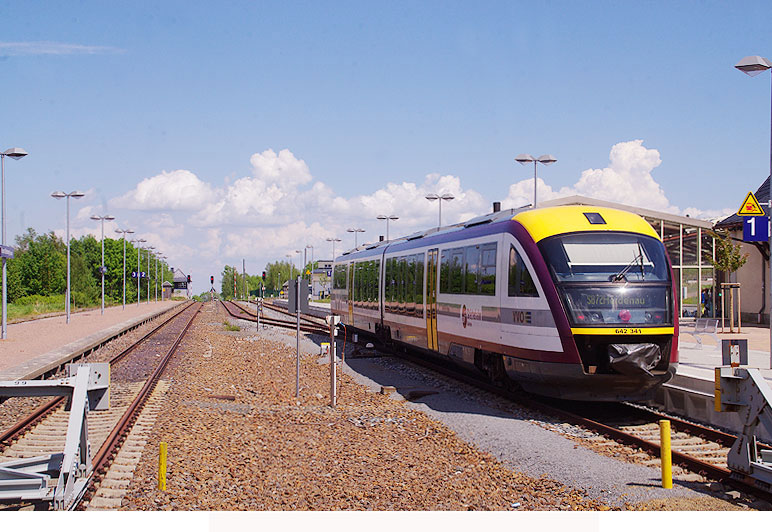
{"left": 512, "top": 310, "right": 532, "bottom": 325}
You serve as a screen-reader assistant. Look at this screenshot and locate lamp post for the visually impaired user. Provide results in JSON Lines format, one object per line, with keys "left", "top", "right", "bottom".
{"left": 146, "top": 246, "right": 155, "bottom": 303}
{"left": 306, "top": 244, "right": 314, "bottom": 270}
{"left": 736, "top": 55, "right": 772, "bottom": 369}
{"left": 134, "top": 238, "right": 146, "bottom": 306}
{"left": 376, "top": 215, "right": 398, "bottom": 241}
{"left": 157, "top": 255, "right": 165, "bottom": 302}
{"left": 90, "top": 214, "right": 116, "bottom": 315}
{"left": 1, "top": 147, "right": 27, "bottom": 339}
{"left": 425, "top": 193, "right": 454, "bottom": 229}
{"left": 115, "top": 229, "right": 134, "bottom": 309}
{"left": 326, "top": 237, "right": 341, "bottom": 262}
{"left": 515, "top": 154, "right": 557, "bottom": 208}
{"left": 347, "top": 228, "right": 365, "bottom": 248}
{"left": 51, "top": 191, "right": 85, "bottom": 324}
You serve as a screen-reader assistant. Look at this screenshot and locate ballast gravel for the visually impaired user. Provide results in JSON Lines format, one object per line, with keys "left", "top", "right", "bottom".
{"left": 120, "top": 302, "right": 746, "bottom": 510}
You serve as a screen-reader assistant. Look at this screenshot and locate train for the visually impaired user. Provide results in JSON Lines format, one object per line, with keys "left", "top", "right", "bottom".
{"left": 331, "top": 204, "right": 678, "bottom": 401}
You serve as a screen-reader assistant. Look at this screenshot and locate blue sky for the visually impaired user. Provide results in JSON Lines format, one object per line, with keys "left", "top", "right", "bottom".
{"left": 2, "top": 1, "right": 772, "bottom": 287}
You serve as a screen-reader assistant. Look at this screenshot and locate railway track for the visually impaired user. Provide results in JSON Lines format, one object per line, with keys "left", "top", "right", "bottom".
{"left": 0, "top": 301, "right": 202, "bottom": 510}
{"left": 221, "top": 300, "right": 330, "bottom": 336}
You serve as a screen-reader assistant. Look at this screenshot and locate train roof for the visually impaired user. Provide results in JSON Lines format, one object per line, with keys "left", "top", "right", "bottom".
{"left": 336, "top": 205, "right": 659, "bottom": 261}
{"left": 514, "top": 205, "right": 660, "bottom": 243}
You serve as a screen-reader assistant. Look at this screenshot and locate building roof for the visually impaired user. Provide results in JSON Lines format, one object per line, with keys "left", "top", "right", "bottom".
{"left": 715, "top": 175, "right": 770, "bottom": 228}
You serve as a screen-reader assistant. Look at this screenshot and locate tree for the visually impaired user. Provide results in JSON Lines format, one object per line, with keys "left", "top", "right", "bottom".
{"left": 264, "top": 261, "right": 293, "bottom": 292}
{"left": 710, "top": 229, "right": 749, "bottom": 331}
{"left": 710, "top": 230, "right": 749, "bottom": 277}
{"left": 220, "top": 265, "right": 237, "bottom": 299}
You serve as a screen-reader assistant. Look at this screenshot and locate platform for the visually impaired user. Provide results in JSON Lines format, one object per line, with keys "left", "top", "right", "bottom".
{"left": 0, "top": 301, "right": 185, "bottom": 381}
{"left": 661, "top": 325, "right": 772, "bottom": 439}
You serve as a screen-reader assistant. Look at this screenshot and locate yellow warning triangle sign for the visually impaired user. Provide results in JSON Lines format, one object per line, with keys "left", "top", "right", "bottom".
{"left": 738, "top": 191, "right": 765, "bottom": 216}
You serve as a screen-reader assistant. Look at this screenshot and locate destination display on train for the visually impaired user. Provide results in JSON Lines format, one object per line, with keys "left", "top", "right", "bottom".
{"left": 561, "top": 286, "right": 670, "bottom": 325}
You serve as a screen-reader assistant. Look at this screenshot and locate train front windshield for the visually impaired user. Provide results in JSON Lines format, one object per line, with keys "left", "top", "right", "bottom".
{"left": 538, "top": 232, "right": 673, "bottom": 327}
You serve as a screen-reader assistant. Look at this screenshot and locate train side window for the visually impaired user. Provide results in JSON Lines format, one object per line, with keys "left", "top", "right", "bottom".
{"left": 364, "top": 261, "right": 370, "bottom": 304}
{"left": 333, "top": 264, "right": 346, "bottom": 290}
{"left": 354, "top": 262, "right": 362, "bottom": 304}
{"left": 406, "top": 255, "right": 416, "bottom": 314}
{"left": 414, "top": 253, "right": 424, "bottom": 316}
{"left": 373, "top": 260, "right": 380, "bottom": 306}
{"left": 384, "top": 259, "right": 393, "bottom": 311}
{"left": 509, "top": 245, "right": 538, "bottom": 297}
{"left": 440, "top": 250, "right": 450, "bottom": 293}
{"left": 450, "top": 248, "right": 464, "bottom": 293}
{"left": 464, "top": 245, "right": 480, "bottom": 294}
{"left": 479, "top": 243, "right": 497, "bottom": 295}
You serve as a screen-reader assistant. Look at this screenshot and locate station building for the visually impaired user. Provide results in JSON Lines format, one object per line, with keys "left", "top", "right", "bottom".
{"left": 172, "top": 269, "right": 190, "bottom": 299}
{"left": 161, "top": 281, "right": 173, "bottom": 301}
{"left": 310, "top": 260, "right": 332, "bottom": 299}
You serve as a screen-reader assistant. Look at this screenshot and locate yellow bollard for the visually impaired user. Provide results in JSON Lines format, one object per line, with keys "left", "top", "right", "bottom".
{"left": 158, "top": 442, "right": 167, "bottom": 491}
{"left": 659, "top": 420, "right": 672, "bottom": 489}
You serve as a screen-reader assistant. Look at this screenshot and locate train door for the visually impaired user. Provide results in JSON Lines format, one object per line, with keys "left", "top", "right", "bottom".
{"left": 347, "top": 262, "right": 354, "bottom": 323}
{"left": 426, "top": 248, "right": 439, "bottom": 351}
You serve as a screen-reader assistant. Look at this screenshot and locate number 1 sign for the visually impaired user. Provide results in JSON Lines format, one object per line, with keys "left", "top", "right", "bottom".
{"left": 743, "top": 216, "right": 769, "bottom": 242}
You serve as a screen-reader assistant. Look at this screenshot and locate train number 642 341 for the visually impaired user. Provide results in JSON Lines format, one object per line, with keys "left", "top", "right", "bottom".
{"left": 615, "top": 328, "right": 643, "bottom": 334}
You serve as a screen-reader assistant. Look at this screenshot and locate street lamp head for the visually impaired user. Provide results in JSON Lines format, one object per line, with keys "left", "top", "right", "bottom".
{"left": 51, "top": 191, "right": 66, "bottom": 199}
{"left": 440, "top": 193, "right": 455, "bottom": 201}
{"left": 3, "top": 147, "right": 27, "bottom": 160}
{"left": 90, "top": 215, "right": 100, "bottom": 221}
{"left": 105, "top": 215, "right": 115, "bottom": 221}
{"left": 515, "top": 154, "right": 535, "bottom": 165}
{"left": 735, "top": 55, "right": 772, "bottom": 77}
{"left": 70, "top": 191, "right": 85, "bottom": 199}
{"left": 537, "top": 154, "right": 557, "bottom": 165}
{"left": 347, "top": 228, "right": 364, "bottom": 233}
{"left": 425, "top": 194, "right": 439, "bottom": 201}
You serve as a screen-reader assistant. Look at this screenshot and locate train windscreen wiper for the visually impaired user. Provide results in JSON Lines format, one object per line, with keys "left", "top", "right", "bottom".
{"left": 611, "top": 251, "right": 644, "bottom": 282}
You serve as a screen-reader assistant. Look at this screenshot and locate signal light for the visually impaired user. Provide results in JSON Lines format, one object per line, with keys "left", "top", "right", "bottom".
{"left": 210, "top": 275, "right": 214, "bottom": 284}
{"left": 262, "top": 271, "right": 266, "bottom": 281}
{"left": 187, "top": 275, "right": 191, "bottom": 283}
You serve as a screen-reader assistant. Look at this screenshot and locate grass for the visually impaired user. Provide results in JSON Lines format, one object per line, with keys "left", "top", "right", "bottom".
{"left": 223, "top": 321, "right": 241, "bottom": 331}
{"left": 8, "top": 295, "right": 65, "bottom": 321}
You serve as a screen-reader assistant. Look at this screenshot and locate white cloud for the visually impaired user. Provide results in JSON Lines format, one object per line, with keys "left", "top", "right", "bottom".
{"left": 502, "top": 140, "right": 712, "bottom": 218}
{"left": 250, "top": 148, "right": 312, "bottom": 188}
{"left": 0, "top": 41, "right": 124, "bottom": 56}
{"left": 112, "top": 170, "right": 217, "bottom": 211}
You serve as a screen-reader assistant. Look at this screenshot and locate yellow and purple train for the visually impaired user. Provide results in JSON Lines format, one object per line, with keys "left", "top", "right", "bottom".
{"left": 331, "top": 205, "right": 678, "bottom": 401}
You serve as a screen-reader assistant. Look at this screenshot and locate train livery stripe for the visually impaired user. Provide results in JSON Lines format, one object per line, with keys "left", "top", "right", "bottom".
{"left": 436, "top": 303, "right": 558, "bottom": 328}
{"left": 513, "top": 205, "right": 660, "bottom": 243}
{"left": 571, "top": 327, "right": 675, "bottom": 336}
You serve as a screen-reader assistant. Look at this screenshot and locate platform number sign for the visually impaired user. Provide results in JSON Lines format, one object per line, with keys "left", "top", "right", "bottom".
{"left": 743, "top": 216, "right": 769, "bottom": 242}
